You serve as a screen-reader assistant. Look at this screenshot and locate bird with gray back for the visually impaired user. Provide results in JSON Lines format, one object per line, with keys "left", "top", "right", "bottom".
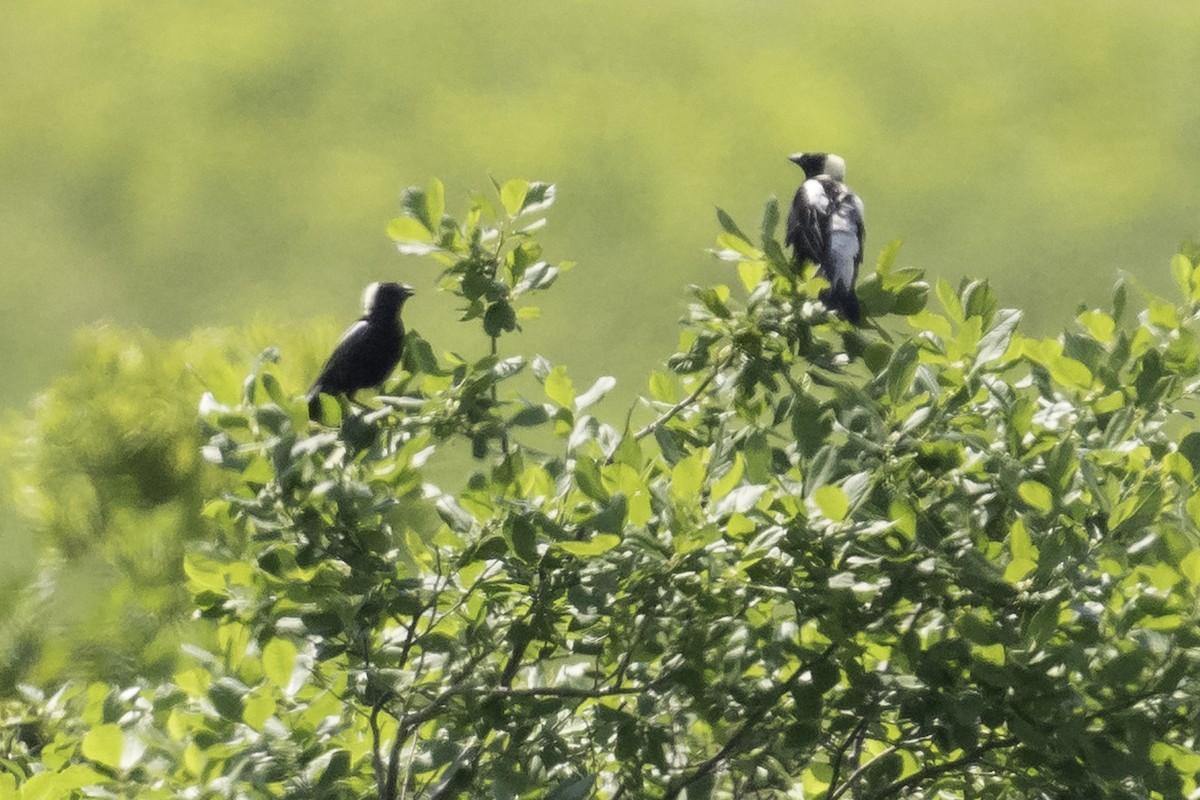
{"left": 306, "top": 282, "right": 414, "bottom": 422}
{"left": 785, "top": 152, "right": 865, "bottom": 323}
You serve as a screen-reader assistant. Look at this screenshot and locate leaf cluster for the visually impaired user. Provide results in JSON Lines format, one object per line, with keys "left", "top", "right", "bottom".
{"left": 6, "top": 184, "right": 1200, "bottom": 800}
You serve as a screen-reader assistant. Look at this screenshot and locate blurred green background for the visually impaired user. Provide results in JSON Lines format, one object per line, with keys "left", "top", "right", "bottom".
{"left": 1, "top": 0, "right": 1200, "bottom": 690}
{"left": 2, "top": 0, "right": 1198, "bottom": 412}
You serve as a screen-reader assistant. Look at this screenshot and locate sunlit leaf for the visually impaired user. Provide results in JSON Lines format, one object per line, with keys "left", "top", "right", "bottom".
{"left": 575, "top": 376, "right": 617, "bottom": 411}
{"left": 82, "top": 724, "right": 125, "bottom": 770}
{"left": 500, "top": 179, "right": 530, "bottom": 216}
{"left": 545, "top": 365, "right": 575, "bottom": 408}
{"left": 813, "top": 485, "right": 849, "bottom": 521}
{"left": 671, "top": 451, "right": 706, "bottom": 503}
{"left": 262, "top": 638, "right": 297, "bottom": 691}
{"left": 1018, "top": 481, "right": 1053, "bottom": 513}
{"left": 557, "top": 534, "right": 620, "bottom": 557}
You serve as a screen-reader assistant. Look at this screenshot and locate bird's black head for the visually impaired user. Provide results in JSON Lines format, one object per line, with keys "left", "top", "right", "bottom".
{"left": 363, "top": 282, "right": 415, "bottom": 318}
{"left": 788, "top": 152, "right": 846, "bottom": 181}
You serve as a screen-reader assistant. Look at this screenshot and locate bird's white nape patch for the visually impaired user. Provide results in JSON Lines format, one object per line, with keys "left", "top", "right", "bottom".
{"left": 824, "top": 154, "right": 847, "bottom": 181}
{"left": 803, "top": 178, "right": 830, "bottom": 209}
{"left": 361, "top": 282, "right": 381, "bottom": 313}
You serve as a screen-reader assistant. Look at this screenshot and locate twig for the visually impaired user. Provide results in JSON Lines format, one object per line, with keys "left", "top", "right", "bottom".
{"left": 663, "top": 643, "right": 837, "bottom": 800}
{"left": 369, "top": 697, "right": 390, "bottom": 799}
{"left": 632, "top": 351, "right": 736, "bottom": 442}
{"left": 868, "top": 737, "right": 1018, "bottom": 800}
{"left": 426, "top": 742, "right": 480, "bottom": 800}
{"left": 492, "top": 685, "right": 644, "bottom": 699}
{"left": 827, "top": 714, "right": 872, "bottom": 798}
{"left": 828, "top": 745, "right": 896, "bottom": 800}
{"left": 850, "top": 729, "right": 866, "bottom": 800}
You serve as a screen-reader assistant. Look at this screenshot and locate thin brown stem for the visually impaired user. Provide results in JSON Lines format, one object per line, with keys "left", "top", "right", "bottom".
{"left": 827, "top": 714, "right": 872, "bottom": 798}
{"left": 663, "top": 643, "right": 837, "bottom": 800}
{"left": 868, "top": 737, "right": 1018, "bottom": 800}
{"left": 828, "top": 745, "right": 896, "bottom": 800}
{"left": 633, "top": 351, "right": 736, "bottom": 442}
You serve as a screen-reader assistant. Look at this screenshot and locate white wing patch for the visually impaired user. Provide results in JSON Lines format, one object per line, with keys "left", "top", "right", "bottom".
{"left": 335, "top": 319, "right": 369, "bottom": 347}
{"left": 802, "top": 178, "right": 830, "bottom": 211}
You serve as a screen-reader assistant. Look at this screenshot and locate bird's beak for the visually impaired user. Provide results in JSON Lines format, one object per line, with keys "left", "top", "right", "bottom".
{"left": 787, "top": 152, "right": 808, "bottom": 165}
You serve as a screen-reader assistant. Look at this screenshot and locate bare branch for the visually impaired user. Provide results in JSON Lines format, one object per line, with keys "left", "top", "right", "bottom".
{"left": 827, "top": 713, "right": 871, "bottom": 798}
{"left": 868, "top": 737, "right": 1018, "bottom": 800}
{"left": 493, "top": 685, "right": 643, "bottom": 699}
{"left": 828, "top": 745, "right": 896, "bottom": 800}
{"left": 662, "top": 643, "right": 837, "bottom": 800}
{"left": 632, "top": 351, "right": 736, "bottom": 442}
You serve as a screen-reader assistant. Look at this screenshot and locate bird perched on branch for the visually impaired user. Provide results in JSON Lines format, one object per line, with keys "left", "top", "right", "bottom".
{"left": 785, "top": 152, "right": 865, "bottom": 323}
{"left": 306, "top": 282, "right": 415, "bottom": 422}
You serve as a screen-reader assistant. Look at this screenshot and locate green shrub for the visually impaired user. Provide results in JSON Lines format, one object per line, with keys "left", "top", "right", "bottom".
{"left": 4, "top": 179, "right": 1200, "bottom": 799}
{"left": 0, "top": 322, "right": 340, "bottom": 689}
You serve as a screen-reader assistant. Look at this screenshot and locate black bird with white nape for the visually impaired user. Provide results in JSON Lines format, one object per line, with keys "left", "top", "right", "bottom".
{"left": 306, "top": 281, "right": 415, "bottom": 422}
{"left": 785, "top": 152, "right": 866, "bottom": 324}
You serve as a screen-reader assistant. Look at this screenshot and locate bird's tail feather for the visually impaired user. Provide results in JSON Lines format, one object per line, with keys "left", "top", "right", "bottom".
{"left": 306, "top": 389, "right": 323, "bottom": 423}
{"left": 820, "top": 287, "right": 861, "bottom": 324}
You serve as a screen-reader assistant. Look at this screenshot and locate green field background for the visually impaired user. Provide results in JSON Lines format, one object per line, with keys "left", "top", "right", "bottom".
{"left": 1, "top": 0, "right": 1198, "bottom": 410}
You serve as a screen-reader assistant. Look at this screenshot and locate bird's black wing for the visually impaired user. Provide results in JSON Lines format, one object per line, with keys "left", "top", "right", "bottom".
{"left": 819, "top": 189, "right": 865, "bottom": 323}
{"left": 786, "top": 178, "right": 832, "bottom": 266}
{"left": 848, "top": 191, "right": 865, "bottom": 267}
{"left": 308, "top": 318, "right": 371, "bottom": 398}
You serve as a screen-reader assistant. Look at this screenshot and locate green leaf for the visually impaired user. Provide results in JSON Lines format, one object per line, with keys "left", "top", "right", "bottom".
{"left": 695, "top": 285, "right": 732, "bottom": 318}
{"left": 710, "top": 453, "right": 745, "bottom": 501}
{"left": 520, "top": 181, "right": 557, "bottom": 215}
{"left": 737, "top": 260, "right": 766, "bottom": 292}
{"left": 1008, "top": 518, "right": 1037, "bottom": 562}
{"left": 670, "top": 451, "right": 706, "bottom": 503}
{"left": 557, "top": 534, "right": 620, "bottom": 557}
{"left": 574, "top": 457, "right": 609, "bottom": 502}
{"left": 1005, "top": 519, "right": 1039, "bottom": 582}
{"left": 260, "top": 372, "right": 288, "bottom": 408}
{"left": 1018, "top": 481, "right": 1053, "bottom": 513}
{"left": 436, "top": 495, "right": 477, "bottom": 533}
{"left": 743, "top": 432, "right": 772, "bottom": 483}
{"left": 210, "top": 677, "right": 247, "bottom": 721}
{"left": 243, "top": 688, "right": 276, "bottom": 731}
{"left": 875, "top": 239, "right": 903, "bottom": 274}
{"left": 813, "top": 485, "right": 849, "bottom": 522}
{"left": 886, "top": 342, "right": 920, "bottom": 403}
{"left": 426, "top": 177, "right": 445, "bottom": 229}
{"left": 936, "top": 278, "right": 964, "bottom": 322}
{"left": 676, "top": 524, "right": 722, "bottom": 555}
{"left": 1049, "top": 355, "right": 1093, "bottom": 390}
{"left": 1147, "top": 298, "right": 1180, "bottom": 330}
{"left": 575, "top": 376, "right": 617, "bottom": 411}
{"left": 1171, "top": 252, "right": 1195, "bottom": 300}
{"left": 262, "top": 638, "right": 297, "bottom": 690}
{"left": 547, "top": 776, "right": 596, "bottom": 800}
{"left": 483, "top": 301, "right": 518, "bottom": 337}
{"left": 82, "top": 724, "right": 125, "bottom": 770}
{"left": 716, "top": 206, "right": 751, "bottom": 243}
{"left": 713, "top": 484, "right": 766, "bottom": 517}
{"left": 716, "top": 232, "right": 760, "bottom": 258}
{"left": 1078, "top": 309, "right": 1115, "bottom": 344}
{"left": 889, "top": 497, "right": 916, "bottom": 539}
{"left": 760, "top": 196, "right": 780, "bottom": 244}
{"left": 500, "top": 179, "right": 530, "bottom": 216}
{"left": 976, "top": 308, "right": 1022, "bottom": 364}
{"left": 1179, "top": 549, "right": 1200, "bottom": 585}
{"left": 544, "top": 365, "right": 575, "bottom": 408}
{"left": 400, "top": 184, "right": 432, "bottom": 229}
{"left": 649, "top": 371, "right": 678, "bottom": 403}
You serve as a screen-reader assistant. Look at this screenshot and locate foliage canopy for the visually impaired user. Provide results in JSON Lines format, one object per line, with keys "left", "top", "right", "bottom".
{"left": 4, "top": 178, "right": 1200, "bottom": 799}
